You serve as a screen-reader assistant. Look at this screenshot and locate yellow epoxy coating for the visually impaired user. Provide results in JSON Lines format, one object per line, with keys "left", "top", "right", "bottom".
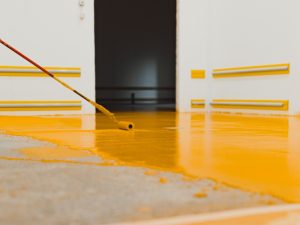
{"left": 1, "top": 112, "right": 300, "bottom": 202}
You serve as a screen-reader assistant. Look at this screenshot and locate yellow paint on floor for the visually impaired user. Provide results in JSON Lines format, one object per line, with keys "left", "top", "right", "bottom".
{"left": 159, "top": 177, "right": 169, "bottom": 184}
{"left": 1, "top": 112, "right": 300, "bottom": 202}
{"left": 194, "top": 191, "right": 208, "bottom": 199}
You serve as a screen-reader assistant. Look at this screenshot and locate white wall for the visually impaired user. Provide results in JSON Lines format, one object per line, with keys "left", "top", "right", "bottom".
{"left": 177, "top": 0, "right": 210, "bottom": 112}
{"left": 177, "top": 0, "right": 300, "bottom": 115}
{"left": 0, "top": 0, "right": 95, "bottom": 115}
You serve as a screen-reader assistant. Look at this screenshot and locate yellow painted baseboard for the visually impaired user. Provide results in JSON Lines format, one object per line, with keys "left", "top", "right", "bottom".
{"left": 0, "top": 66, "right": 81, "bottom": 77}
{"left": 211, "top": 99, "right": 289, "bottom": 111}
{"left": 213, "top": 64, "right": 290, "bottom": 78}
{"left": 191, "top": 99, "right": 205, "bottom": 108}
{"left": 0, "top": 101, "right": 82, "bottom": 111}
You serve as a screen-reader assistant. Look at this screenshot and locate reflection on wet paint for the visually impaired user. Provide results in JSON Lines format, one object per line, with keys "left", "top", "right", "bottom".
{"left": 177, "top": 113, "right": 300, "bottom": 202}
{"left": 1, "top": 112, "right": 300, "bottom": 202}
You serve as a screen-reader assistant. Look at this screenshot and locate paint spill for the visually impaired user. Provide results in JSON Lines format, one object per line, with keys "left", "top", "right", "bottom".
{"left": 194, "top": 191, "right": 208, "bottom": 199}
{"left": 159, "top": 178, "right": 169, "bottom": 184}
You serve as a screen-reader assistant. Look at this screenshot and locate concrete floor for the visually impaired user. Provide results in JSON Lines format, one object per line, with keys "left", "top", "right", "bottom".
{"left": 0, "top": 134, "right": 283, "bottom": 225}
{"left": 1, "top": 112, "right": 297, "bottom": 224}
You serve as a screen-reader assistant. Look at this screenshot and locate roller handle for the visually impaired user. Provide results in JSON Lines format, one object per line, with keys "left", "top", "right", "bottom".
{"left": 0, "top": 38, "right": 135, "bottom": 130}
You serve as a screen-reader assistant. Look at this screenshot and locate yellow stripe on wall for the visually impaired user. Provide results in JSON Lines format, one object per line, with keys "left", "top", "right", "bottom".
{"left": 213, "top": 64, "right": 290, "bottom": 78}
{"left": 211, "top": 99, "right": 289, "bottom": 111}
{"left": 0, "top": 66, "right": 81, "bottom": 77}
{"left": 0, "top": 101, "right": 82, "bottom": 111}
{"left": 191, "top": 70, "right": 206, "bottom": 79}
{"left": 191, "top": 99, "right": 205, "bottom": 108}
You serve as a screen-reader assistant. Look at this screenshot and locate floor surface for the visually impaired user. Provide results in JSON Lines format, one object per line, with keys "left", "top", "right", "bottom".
{"left": 0, "top": 112, "right": 298, "bottom": 224}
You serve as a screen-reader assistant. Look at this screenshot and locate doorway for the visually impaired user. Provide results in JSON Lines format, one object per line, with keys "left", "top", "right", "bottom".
{"left": 94, "top": 0, "right": 176, "bottom": 111}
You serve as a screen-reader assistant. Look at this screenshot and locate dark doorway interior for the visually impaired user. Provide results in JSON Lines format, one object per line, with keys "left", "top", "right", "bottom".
{"left": 94, "top": 0, "right": 176, "bottom": 111}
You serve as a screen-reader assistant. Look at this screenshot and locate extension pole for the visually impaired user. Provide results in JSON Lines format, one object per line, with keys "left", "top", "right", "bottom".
{"left": 0, "top": 38, "right": 134, "bottom": 130}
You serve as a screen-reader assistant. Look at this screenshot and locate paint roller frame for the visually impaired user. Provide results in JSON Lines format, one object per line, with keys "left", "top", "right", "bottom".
{"left": 0, "top": 38, "right": 134, "bottom": 131}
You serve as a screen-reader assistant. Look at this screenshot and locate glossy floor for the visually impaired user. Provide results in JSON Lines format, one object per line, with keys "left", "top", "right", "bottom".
{"left": 0, "top": 112, "right": 299, "bottom": 202}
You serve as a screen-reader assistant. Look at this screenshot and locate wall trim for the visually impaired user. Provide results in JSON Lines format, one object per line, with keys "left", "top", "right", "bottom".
{"left": 191, "top": 99, "right": 205, "bottom": 108}
{"left": 213, "top": 64, "right": 290, "bottom": 78}
{"left": 211, "top": 99, "right": 289, "bottom": 111}
{"left": 0, "top": 66, "right": 81, "bottom": 77}
{"left": 0, "top": 100, "right": 82, "bottom": 111}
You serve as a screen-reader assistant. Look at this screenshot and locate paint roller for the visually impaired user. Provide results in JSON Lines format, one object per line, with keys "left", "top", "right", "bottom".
{"left": 0, "top": 38, "right": 134, "bottom": 131}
